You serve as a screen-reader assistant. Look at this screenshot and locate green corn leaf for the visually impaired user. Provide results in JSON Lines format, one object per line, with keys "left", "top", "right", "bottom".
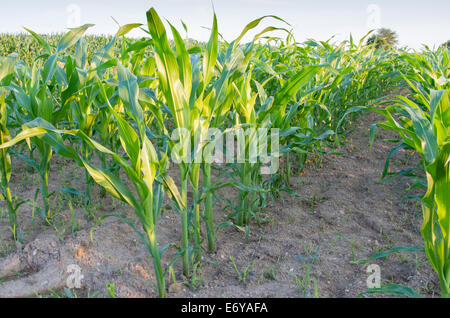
{"left": 0, "top": 127, "right": 49, "bottom": 149}
{"left": 109, "top": 107, "right": 141, "bottom": 172}
{"left": 117, "top": 62, "right": 144, "bottom": 125}
{"left": 42, "top": 54, "right": 57, "bottom": 84}
{"left": 168, "top": 21, "right": 192, "bottom": 98}
{"left": 160, "top": 174, "right": 185, "bottom": 211}
{"left": 351, "top": 246, "right": 424, "bottom": 264}
{"left": 23, "top": 28, "right": 52, "bottom": 54}
{"left": 203, "top": 12, "right": 218, "bottom": 87}
{"left": 233, "top": 15, "right": 289, "bottom": 49}
{"left": 402, "top": 102, "right": 438, "bottom": 164}
{"left": 0, "top": 55, "right": 16, "bottom": 82}
{"left": 141, "top": 136, "right": 158, "bottom": 187}
{"left": 116, "top": 23, "right": 143, "bottom": 37}
{"left": 274, "top": 65, "right": 322, "bottom": 108}
{"left": 57, "top": 24, "right": 95, "bottom": 53}
{"left": 82, "top": 161, "right": 139, "bottom": 209}
{"left": 146, "top": 7, "right": 188, "bottom": 129}
{"left": 358, "top": 283, "right": 422, "bottom": 298}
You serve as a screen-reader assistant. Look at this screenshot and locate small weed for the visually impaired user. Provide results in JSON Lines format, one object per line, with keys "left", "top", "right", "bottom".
{"left": 231, "top": 256, "right": 255, "bottom": 285}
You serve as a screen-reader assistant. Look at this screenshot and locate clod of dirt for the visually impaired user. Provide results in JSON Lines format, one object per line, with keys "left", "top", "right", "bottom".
{"left": 0, "top": 234, "right": 68, "bottom": 297}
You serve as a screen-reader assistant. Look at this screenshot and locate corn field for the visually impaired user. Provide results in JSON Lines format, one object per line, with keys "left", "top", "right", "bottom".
{"left": 0, "top": 8, "right": 449, "bottom": 298}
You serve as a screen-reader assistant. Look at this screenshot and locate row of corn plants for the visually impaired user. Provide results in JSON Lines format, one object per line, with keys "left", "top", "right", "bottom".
{"left": 377, "top": 46, "right": 449, "bottom": 296}
{"left": 342, "top": 44, "right": 450, "bottom": 297}
{"left": 0, "top": 8, "right": 413, "bottom": 297}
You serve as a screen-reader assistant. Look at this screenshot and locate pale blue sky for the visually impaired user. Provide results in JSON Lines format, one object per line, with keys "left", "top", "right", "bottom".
{"left": 0, "top": 0, "right": 448, "bottom": 49}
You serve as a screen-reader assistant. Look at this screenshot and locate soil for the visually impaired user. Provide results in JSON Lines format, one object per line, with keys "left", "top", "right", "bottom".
{"left": 0, "top": 111, "right": 440, "bottom": 298}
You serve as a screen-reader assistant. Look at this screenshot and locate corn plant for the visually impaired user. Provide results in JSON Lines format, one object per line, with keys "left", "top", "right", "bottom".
{"left": 229, "top": 52, "right": 328, "bottom": 225}
{"left": 0, "top": 93, "right": 26, "bottom": 242}
{"left": 146, "top": 8, "right": 287, "bottom": 273}
{"left": 0, "top": 56, "right": 24, "bottom": 240}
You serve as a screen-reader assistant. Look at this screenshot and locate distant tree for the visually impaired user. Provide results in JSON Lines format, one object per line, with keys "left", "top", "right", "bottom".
{"left": 367, "top": 28, "right": 398, "bottom": 49}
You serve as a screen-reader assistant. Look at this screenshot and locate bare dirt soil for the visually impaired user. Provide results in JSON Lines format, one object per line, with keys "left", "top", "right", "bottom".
{"left": 0, "top": 111, "right": 440, "bottom": 298}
